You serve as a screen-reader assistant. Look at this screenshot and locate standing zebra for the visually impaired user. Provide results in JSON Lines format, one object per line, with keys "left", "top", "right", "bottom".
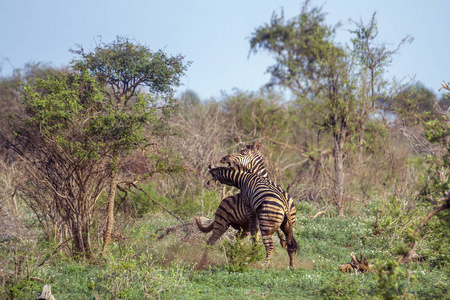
{"left": 196, "top": 194, "right": 287, "bottom": 247}
{"left": 208, "top": 165, "right": 298, "bottom": 267}
{"left": 195, "top": 144, "right": 286, "bottom": 250}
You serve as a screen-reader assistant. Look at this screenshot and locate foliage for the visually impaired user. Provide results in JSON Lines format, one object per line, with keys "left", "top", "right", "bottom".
{"left": 250, "top": 3, "right": 412, "bottom": 215}
{"left": 374, "top": 260, "right": 413, "bottom": 300}
{"left": 249, "top": 1, "right": 339, "bottom": 97}
{"left": 317, "top": 274, "right": 361, "bottom": 300}
{"left": 220, "top": 90, "right": 291, "bottom": 139}
{"left": 21, "top": 71, "right": 150, "bottom": 156}
{"left": 3, "top": 213, "right": 449, "bottom": 299}
{"left": 222, "top": 234, "right": 265, "bottom": 272}
{"left": 69, "top": 36, "right": 190, "bottom": 176}
{"left": 392, "top": 82, "right": 441, "bottom": 125}
{"left": 417, "top": 92, "right": 450, "bottom": 270}
{"left": 421, "top": 211, "right": 450, "bottom": 270}
{"left": 71, "top": 36, "right": 189, "bottom": 109}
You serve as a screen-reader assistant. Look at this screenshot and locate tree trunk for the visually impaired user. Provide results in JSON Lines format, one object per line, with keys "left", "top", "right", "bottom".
{"left": 11, "top": 189, "right": 19, "bottom": 216}
{"left": 71, "top": 218, "right": 85, "bottom": 258}
{"left": 82, "top": 222, "right": 92, "bottom": 258}
{"left": 102, "top": 175, "right": 117, "bottom": 252}
{"left": 333, "top": 124, "right": 346, "bottom": 216}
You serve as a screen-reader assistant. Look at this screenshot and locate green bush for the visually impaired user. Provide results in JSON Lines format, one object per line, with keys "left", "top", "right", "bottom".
{"left": 222, "top": 234, "right": 265, "bottom": 272}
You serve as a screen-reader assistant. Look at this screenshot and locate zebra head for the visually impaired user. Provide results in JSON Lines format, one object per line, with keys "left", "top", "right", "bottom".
{"left": 220, "top": 144, "right": 267, "bottom": 177}
{"left": 208, "top": 166, "right": 244, "bottom": 189}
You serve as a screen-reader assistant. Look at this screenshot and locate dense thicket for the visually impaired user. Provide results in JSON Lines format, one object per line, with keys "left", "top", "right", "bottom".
{"left": 0, "top": 3, "right": 448, "bottom": 299}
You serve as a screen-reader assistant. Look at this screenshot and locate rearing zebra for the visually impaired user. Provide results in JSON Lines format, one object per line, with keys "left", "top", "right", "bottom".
{"left": 209, "top": 165, "right": 298, "bottom": 267}
{"left": 195, "top": 144, "right": 286, "bottom": 249}
{"left": 219, "top": 144, "right": 297, "bottom": 246}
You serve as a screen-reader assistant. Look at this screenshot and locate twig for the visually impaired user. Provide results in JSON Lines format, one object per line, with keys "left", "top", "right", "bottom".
{"left": 265, "top": 137, "right": 309, "bottom": 158}
{"left": 373, "top": 209, "right": 383, "bottom": 235}
{"left": 155, "top": 222, "right": 193, "bottom": 240}
{"left": 397, "top": 196, "right": 450, "bottom": 264}
{"left": 312, "top": 211, "right": 326, "bottom": 219}
{"left": 37, "top": 237, "right": 72, "bottom": 267}
{"left": 130, "top": 183, "right": 186, "bottom": 224}
{"left": 30, "top": 277, "right": 45, "bottom": 282}
{"left": 223, "top": 245, "right": 228, "bottom": 265}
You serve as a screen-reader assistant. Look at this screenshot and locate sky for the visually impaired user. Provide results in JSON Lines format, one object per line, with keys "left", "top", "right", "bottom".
{"left": 0, "top": 0, "right": 448, "bottom": 101}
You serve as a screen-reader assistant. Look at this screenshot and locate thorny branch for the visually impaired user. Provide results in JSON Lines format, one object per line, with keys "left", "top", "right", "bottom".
{"left": 129, "top": 183, "right": 186, "bottom": 224}
{"left": 397, "top": 193, "right": 450, "bottom": 264}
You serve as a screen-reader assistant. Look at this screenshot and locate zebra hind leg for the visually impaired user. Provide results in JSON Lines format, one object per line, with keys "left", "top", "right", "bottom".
{"left": 206, "top": 221, "right": 230, "bottom": 246}
{"left": 261, "top": 231, "right": 276, "bottom": 267}
{"left": 276, "top": 229, "right": 287, "bottom": 249}
{"left": 196, "top": 221, "right": 230, "bottom": 270}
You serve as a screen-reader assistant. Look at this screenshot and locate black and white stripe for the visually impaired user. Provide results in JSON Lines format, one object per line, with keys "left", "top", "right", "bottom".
{"left": 209, "top": 166, "right": 298, "bottom": 267}
{"left": 196, "top": 144, "right": 286, "bottom": 248}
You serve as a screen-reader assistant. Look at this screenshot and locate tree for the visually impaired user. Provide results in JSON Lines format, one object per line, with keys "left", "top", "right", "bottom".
{"left": 250, "top": 3, "right": 411, "bottom": 214}
{"left": 4, "top": 37, "right": 189, "bottom": 257}
{"left": 393, "top": 82, "right": 442, "bottom": 125}
{"left": 397, "top": 81, "right": 450, "bottom": 267}
{"left": 7, "top": 71, "right": 125, "bottom": 256}
{"left": 179, "top": 90, "right": 201, "bottom": 108}
{"left": 249, "top": 2, "right": 339, "bottom": 99}
{"left": 71, "top": 36, "right": 189, "bottom": 252}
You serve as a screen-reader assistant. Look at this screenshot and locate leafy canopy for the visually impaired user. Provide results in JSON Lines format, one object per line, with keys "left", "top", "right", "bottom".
{"left": 71, "top": 36, "right": 189, "bottom": 109}
{"left": 20, "top": 70, "right": 150, "bottom": 161}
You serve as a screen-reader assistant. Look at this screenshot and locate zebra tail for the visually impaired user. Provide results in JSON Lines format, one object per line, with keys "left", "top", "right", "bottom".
{"left": 289, "top": 231, "right": 298, "bottom": 253}
{"left": 284, "top": 206, "right": 298, "bottom": 253}
{"left": 195, "top": 217, "right": 215, "bottom": 233}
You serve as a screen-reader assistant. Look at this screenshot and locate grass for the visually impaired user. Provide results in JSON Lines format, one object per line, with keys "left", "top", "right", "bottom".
{"left": 2, "top": 210, "right": 449, "bottom": 299}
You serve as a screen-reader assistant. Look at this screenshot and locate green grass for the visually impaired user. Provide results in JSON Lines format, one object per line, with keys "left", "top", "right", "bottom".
{"left": 2, "top": 212, "right": 448, "bottom": 299}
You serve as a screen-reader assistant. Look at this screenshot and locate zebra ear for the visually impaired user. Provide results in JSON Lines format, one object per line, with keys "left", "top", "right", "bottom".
{"left": 254, "top": 142, "right": 261, "bottom": 150}
{"left": 246, "top": 144, "right": 254, "bottom": 150}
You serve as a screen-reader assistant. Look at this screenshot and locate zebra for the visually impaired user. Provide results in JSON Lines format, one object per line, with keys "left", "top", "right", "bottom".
{"left": 219, "top": 144, "right": 297, "bottom": 245}
{"left": 220, "top": 144, "right": 267, "bottom": 177}
{"left": 220, "top": 144, "right": 293, "bottom": 204}
{"left": 195, "top": 144, "right": 286, "bottom": 249}
{"left": 195, "top": 193, "right": 287, "bottom": 248}
{"left": 208, "top": 165, "right": 298, "bottom": 268}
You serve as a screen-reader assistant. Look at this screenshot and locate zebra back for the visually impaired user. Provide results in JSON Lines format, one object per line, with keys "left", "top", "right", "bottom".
{"left": 209, "top": 166, "right": 287, "bottom": 214}
{"left": 220, "top": 144, "right": 294, "bottom": 212}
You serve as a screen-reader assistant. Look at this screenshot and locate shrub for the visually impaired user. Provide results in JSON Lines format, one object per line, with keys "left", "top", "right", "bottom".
{"left": 222, "top": 234, "right": 265, "bottom": 272}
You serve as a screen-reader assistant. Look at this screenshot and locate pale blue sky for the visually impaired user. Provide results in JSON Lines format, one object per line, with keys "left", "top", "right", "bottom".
{"left": 1, "top": 0, "right": 448, "bottom": 100}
